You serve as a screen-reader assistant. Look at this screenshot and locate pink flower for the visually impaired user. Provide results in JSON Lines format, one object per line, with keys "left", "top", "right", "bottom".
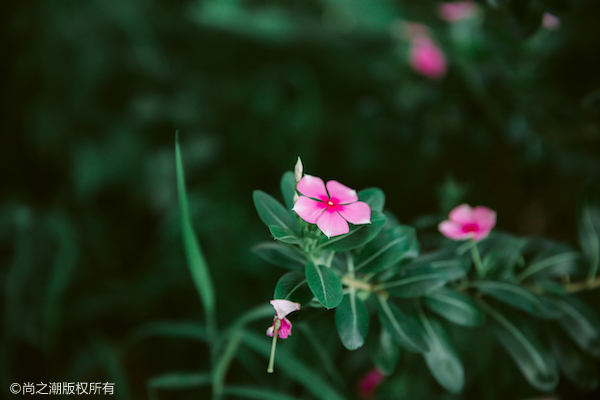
{"left": 266, "top": 299, "right": 300, "bottom": 339}
{"left": 292, "top": 175, "right": 371, "bottom": 238}
{"left": 438, "top": 204, "right": 496, "bottom": 242}
{"left": 438, "top": 1, "right": 478, "bottom": 22}
{"left": 409, "top": 36, "right": 447, "bottom": 79}
{"left": 358, "top": 368, "right": 385, "bottom": 400}
{"left": 542, "top": 13, "right": 560, "bottom": 30}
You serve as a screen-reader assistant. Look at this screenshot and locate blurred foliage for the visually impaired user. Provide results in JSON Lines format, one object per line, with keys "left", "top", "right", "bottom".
{"left": 1, "top": 0, "right": 600, "bottom": 398}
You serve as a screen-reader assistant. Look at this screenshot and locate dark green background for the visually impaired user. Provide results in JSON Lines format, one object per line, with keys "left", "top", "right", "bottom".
{"left": 2, "top": 0, "right": 600, "bottom": 398}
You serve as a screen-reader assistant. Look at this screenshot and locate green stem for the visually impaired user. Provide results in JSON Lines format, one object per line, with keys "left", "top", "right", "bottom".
{"left": 470, "top": 239, "right": 484, "bottom": 277}
{"left": 267, "top": 319, "right": 281, "bottom": 373}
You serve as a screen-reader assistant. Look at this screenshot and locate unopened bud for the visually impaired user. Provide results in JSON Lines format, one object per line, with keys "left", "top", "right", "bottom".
{"left": 294, "top": 157, "right": 303, "bottom": 183}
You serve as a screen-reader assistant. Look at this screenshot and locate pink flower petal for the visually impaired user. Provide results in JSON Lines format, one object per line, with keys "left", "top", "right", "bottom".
{"left": 449, "top": 204, "right": 475, "bottom": 224}
{"left": 266, "top": 324, "right": 275, "bottom": 337}
{"left": 473, "top": 206, "right": 496, "bottom": 231}
{"left": 270, "top": 299, "right": 301, "bottom": 319}
{"left": 473, "top": 229, "right": 492, "bottom": 242}
{"left": 410, "top": 41, "right": 446, "bottom": 79}
{"left": 338, "top": 201, "right": 371, "bottom": 225}
{"left": 438, "top": 220, "right": 474, "bottom": 240}
{"left": 293, "top": 196, "right": 326, "bottom": 223}
{"left": 317, "top": 209, "right": 350, "bottom": 237}
{"left": 297, "top": 175, "right": 328, "bottom": 200}
{"left": 326, "top": 180, "right": 358, "bottom": 204}
{"left": 358, "top": 368, "right": 385, "bottom": 400}
{"left": 278, "top": 318, "right": 293, "bottom": 339}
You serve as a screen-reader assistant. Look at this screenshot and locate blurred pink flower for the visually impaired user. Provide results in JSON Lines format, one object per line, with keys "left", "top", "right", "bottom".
{"left": 266, "top": 299, "right": 300, "bottom": 339}
{"left": 542, "top": 13, "right": 560, "bottom": 30}
{"left": 439, "top": 203, "right": 496, "bottom": 242}
{"left": 438, "top": 1, "right": 478, "bottom": 22}
{"left": 358, "top": 368, "right": 385, "bottom": 399}
{"left": 409, "top": 36, "right": 447, "bottom": 79}
{"left": 293, "top": 175, "right": 371, "bottom": 237}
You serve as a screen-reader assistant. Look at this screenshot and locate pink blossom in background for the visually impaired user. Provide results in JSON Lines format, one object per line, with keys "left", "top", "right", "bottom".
{"left": 438, "top": 1, "right": 478, "bottom": 22}
{"left": 293, "top": 175, "right": 371, "bottom": 238}
{"left": 358, "top": 368, "right": 385, "bottom": 399}
{"left": 266, "top": 299, "right": 300, "bottom": 339}
{"left": 438, "top": 203, "right": 496, "bottom": 242}
{"left": 409, "top": 37, "right": 447, "bottom": 79}
{"left": 542, "top": 13, "right": 560, "bottom": 30}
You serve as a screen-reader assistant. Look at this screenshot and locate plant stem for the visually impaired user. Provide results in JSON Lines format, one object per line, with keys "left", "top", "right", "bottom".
{"left": 267, "top": 319, "right": 281, "bottom": 373}
{"left": 470, "top": 239, "right": 484, "bottom": 277}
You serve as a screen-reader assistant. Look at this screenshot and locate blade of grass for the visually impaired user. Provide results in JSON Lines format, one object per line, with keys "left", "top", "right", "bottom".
{"left": 175, "top": 131, "right": 216, "bottom": 342}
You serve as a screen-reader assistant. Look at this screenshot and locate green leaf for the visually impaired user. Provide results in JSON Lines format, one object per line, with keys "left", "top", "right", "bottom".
{"left": 552, "top": 295, "right": 600, "bottom": 358}
{"left": 273, "top": 271, "right": 313, "bottom": 305}
{"left": 479, "top": 300, "right": 559, "bottom": 392}
{"left": 357, "top": 187, "right": 385, "bottom": 212}
{"left": 268, "top": 225, "right": 303, "bottom": 245}
{"left": 402, "top": 248, "right": 469, "bottom": 282}
{"left": 423, "top": 287, "right": 486, "bottom": 327}
{"left": 577, "top": 187, "right": 600, "bottom": 282}
{"left": 517, "top": 244, "right": 580, "bottom": 282}
{"left": 305, "top": 261, "right": 343, "bottom": 309}
{"left": 335, "top": 290, "right": 369, "bottom": 350}
{"left": 223, "top": 386, "right": 299, "bottom": 400}
{"left": 148, "top": 371, "right": 211, "bottom": 400}
{"left": 252, "top": 242, "right": 305, "bottom": 270}
{"left": 280, "top": 171, "right": 297, "bottom": 211}
{"left": 175, "top": 132, "right": 216, "bottom": 335}
{"left": 470, "top": 280, "right": 561, "bottom": 319}
{"left": 355, "top": 225, "right": 419, "bottom": 274}
{"left": 548, "top": 325, "right": 599, "bottom": 390}
{"left": 480, "top": 233, "right": 523, "bottom": 279}
{"left": 376, "top": 296, "right": 429, "bottom": 353}
{"left": 379, "top": 265, "right": 447, "bottom": 298}
{"left": 320, "top": 210, "right": 387, "bottom": 252}
{"left": 297, "top": 325, "right": 345, "bottom": 387}
{"left": 369, "top": 326, "right": 400, "bottom": 375}
{"left": 253, "top": 190, "right": 298, "bottom": 232}
{"left": 419, "top": 311, "right": 465, "bottom": 394}
{"left": 242, "top": 332, "right": 346, "bottom": 400}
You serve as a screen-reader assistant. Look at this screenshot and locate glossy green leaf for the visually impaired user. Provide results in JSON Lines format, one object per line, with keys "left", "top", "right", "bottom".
{"left": 480, "top": 300, "right": 559, "bottom": 392}
{"left": 470, "top": 280, "right": 562, "bottom": 319}
{"left": 480, "top": 233, "right": 523, "bottom": 279}
{"left": 376, "top": 296, "right": 429, "bottom": 353}
{"left": 369, "top": 326, "right": 400, "bottom": 375}
{"left": 548, "top": 326, "right": 599, "bottom": 390}
{"left": 253, "top": 190, "right": 297, "bottom": 232}
{"left": 320, "top": 210, "right": 387, "bottom": 252}
{"left": 335, "top": 290, "right": 369, "bottom": 350}
{"left": 402, "top": 248, "right": 469, "bottom": 282}
{"left": 357, "top": 187, "right": 385, "bottom": 212}
{"left": 175, "top": 132, "right": 216, "bottom": 335}
{"left": 423, "top": 287, "right": 485, "bottom": 327}
{"left": 305, "top": 261, "right": 343, "bottom": 309}
{"left": 355, "top": 225, "right": 418, "bottom": 274}
{"left": 379, "top": 265, "right": 446, "bottom": 298}
{"left": 552, "top": 295, "right": 600, "bottom": 358}
{"left": 273, "top": 271, "right": 313, "bottom": 305}
{"left": 268, "top": 225, "right": 303, "bottom": 245}
{"left": 517, "top": 245, "right": 579, "bottom": 282}
{"left": 252, "top": 242, "right": 305, "bottom": 270}
{"left": 419, "top": 311, "right": 465, "bottom": 393}
{"left": 577, "top": 187, "right": 600, "bottom": 281}
{"left": 280, "top": 170, "right": 297, "bottom": 211}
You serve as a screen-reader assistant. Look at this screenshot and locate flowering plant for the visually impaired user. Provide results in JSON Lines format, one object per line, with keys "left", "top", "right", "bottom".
{"left": 249, "top": 158, "right": 600, "bottom": 396}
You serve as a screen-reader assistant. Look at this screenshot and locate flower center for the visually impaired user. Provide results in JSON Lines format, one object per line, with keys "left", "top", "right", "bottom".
{"left": 327, "top": 200, "right": 334, "bottom": 206}
{"left": 462, "top": 223, "right": 479, "bottom": 233}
